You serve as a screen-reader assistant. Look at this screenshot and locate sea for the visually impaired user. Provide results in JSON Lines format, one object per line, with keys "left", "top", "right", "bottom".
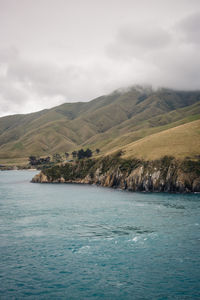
{"left": 0, "top": 170, "right": 200, "bottom": 299}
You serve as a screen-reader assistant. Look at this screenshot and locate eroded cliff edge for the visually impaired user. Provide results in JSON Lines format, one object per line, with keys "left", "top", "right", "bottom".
{"left": 32, "top": 155, "right": 200, "bottom": 193}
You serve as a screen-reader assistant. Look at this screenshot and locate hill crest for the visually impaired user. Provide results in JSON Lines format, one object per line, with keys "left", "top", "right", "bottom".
{"left": 0, "top": 86, "right": 200, "bottom": 162}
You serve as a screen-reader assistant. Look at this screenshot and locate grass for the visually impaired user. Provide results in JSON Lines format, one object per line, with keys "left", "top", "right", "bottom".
{"left": 117, "top": 119, "right": 200, "bottom": 160}
{"left": 0, "top": 87, "right": 200, "bottom": 164}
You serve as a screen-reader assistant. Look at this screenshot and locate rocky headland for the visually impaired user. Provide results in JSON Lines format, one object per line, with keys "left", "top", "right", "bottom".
{"left": 31, "top": 155, "right": 200, "bottom": 193}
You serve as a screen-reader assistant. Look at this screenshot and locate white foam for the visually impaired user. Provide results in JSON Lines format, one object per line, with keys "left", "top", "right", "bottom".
{"left": 132, "top": 236, "right": 140, "bottom": 242}
{"left": 77, "top": 245, "right": 91, "bottom": 253}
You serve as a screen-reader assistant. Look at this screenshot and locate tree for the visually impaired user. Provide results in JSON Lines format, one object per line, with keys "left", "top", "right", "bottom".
{"left": 53, "top": 153, "right": 62, "bottom": 163}
{"left": 65, "top": 152, "right": 69, "bottom": 159}
{"left": 85, "top": 148, "right": 92, "bottom": 158}
{"left": 72, "top": 151, "right": 77, "bottom": 158}
{"left": 29, "top": 155, "right": 37, "bottom": 165}
{"left": 77, "top": 148, "right": 92, "bottom": 159}
{"left": 78, "top": 149, "right": 85, "bottom": 159}
{"left": 39, "top": 156, "right": 50, "bottom": 164}
{"left": 29, "top": 155, "right": 51, "bottom": 165}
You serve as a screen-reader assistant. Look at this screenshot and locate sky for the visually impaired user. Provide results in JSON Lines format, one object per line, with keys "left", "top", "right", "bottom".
{"left": 0, "top": 0, "right": 200, "bottom": 116}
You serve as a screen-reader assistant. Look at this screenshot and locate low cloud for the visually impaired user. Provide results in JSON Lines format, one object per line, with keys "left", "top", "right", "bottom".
{"left": 0, "top": 10, "right": 200, "bottom": 116}
{"left": 106, "top": 12, "right": 200, "bottom": 90}
{"left": 175, "top": 12, "right": 200, "bottom": 45}
{"left": 107, "top": 24, "right": 172, "bottom": 60}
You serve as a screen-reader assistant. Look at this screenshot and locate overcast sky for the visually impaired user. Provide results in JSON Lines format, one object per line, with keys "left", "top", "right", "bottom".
{"left": 0, "top": 0, "right": 200, "bottom": 116}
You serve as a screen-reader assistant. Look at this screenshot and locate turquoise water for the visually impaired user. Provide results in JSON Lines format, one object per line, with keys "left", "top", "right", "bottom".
{"left": 0, "top": 171, "right": 200, "bottom": 299}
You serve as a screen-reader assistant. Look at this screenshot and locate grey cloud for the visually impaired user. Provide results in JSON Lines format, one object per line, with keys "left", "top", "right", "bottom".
{"left": 0, "top": 48, "right": 126, "bottom": 116}
{"left": 175, "top": 12, "right": 200, "bottom": 45}
{"left": 107, "top": 25, "right": 171, "bottom": 60}
{"left": 0, "top": 1, "right": 200, "bottom": 116}
{"left": 105, "top": 12, "right": 200, "bottom": 91}
{"left": 0, "top": 47, "right": 19, "bottom": 63}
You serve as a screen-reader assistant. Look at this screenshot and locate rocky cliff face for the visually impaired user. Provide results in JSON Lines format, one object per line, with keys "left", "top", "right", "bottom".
{"left": 32, "top": 156, "right": 200, "bottom": 193}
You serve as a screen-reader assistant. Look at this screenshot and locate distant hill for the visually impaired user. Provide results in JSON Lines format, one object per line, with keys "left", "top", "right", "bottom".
{"left": 111, "top": 119, "right": 200, "bottom": 160}
{"left": 0, "top": 86, "right": 200, "bottom": 162}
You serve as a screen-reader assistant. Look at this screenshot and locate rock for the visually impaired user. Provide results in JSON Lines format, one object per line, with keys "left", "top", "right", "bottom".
{"left": 31, "top": 172, "right": 48, "bottom": 183}
{"left": 31, "top": 157, "right": 200, "bottom": 193}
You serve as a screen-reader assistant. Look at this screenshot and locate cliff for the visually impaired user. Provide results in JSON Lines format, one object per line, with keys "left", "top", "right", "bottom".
{"left": 32, "top": 155, "right": 200, "bottom": 193}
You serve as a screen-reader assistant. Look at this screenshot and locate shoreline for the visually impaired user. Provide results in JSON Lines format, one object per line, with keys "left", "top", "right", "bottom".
{"left": 31, "top": 156, "right": 200, "bottom": 193}
{"left": 0, "top": 168, "right": 37, "bottom": 171}
{"left": 31, "top": 180, "right": 200, "bottom": 194}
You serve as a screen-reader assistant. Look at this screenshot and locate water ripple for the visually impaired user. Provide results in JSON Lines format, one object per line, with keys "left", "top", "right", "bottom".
{"left": 75, "top": 224, "right": 154, "bottom": 238}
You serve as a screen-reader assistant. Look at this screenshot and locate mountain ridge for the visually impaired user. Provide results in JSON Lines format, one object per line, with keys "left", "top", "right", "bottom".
{"left": 0, "top": 86, "right": 200, "bottom": 161}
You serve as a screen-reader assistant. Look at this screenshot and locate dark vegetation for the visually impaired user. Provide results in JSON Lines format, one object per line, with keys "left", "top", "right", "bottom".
{"left": 181, "top": 159, "right": 200, "bottom": 176}
{"left": 72, "top": 151, "right": 77, "bottom": 158}
{"left": 31, "top": 154, "right": 200, "bottom": 192}
{"left": 72, "top": 148, "right": 99, "bottom": 159}
{"left": 29, "top": 153, "right": 64, "bottom": 166}
{"left": 53, "top": 153, "right": 63, "bottom": 163}
{"left": 65, "top": 152, "right": 69, "bottom": 159}
{"left": 43, "top": 159, "right": 96, "bottom": 181}
{"left": 28, "top": 148, "right": 99, "bottom": 169}
{"left": 77, "top": 148, "right": 92, "bottom": 159}
{"left": 29, "top": 155, "right": 51, "bottom": 166}
{"left": 42, "top": 154, "right": 195, "bottom": 182}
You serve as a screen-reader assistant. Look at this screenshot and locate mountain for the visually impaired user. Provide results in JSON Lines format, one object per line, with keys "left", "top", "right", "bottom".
{"left": 0, "top": 86, "right": 200, "bottom": 163}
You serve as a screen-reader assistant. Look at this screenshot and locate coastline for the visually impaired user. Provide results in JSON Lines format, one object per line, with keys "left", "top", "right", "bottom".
{"left": 0, "top": 167, "right": 37, "bottom": 171}
{"left": 32, "top": 156, "right": 200, "bottom": 193}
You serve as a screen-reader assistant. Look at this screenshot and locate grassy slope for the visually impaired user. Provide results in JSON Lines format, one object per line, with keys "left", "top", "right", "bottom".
{"left": 113, "top": 119, "right": 200, "bottom": 160}
{"left": 0, "top": 87, "right": 200, "bottom": 162}
{"left": 83, "top": 102, "right": 200, "bottom": 152}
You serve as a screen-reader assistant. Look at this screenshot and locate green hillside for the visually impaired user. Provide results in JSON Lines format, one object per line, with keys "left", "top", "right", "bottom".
{"left": 0, "top": 86, "right": 200, "bottom": 163}
{"left": 108, "top": 119, "right": 200, "bottom": 160}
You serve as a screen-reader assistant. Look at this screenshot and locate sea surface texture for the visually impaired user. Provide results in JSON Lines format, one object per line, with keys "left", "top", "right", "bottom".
{"left": 0, "top": 171, "right": 200, "bottom": 299}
